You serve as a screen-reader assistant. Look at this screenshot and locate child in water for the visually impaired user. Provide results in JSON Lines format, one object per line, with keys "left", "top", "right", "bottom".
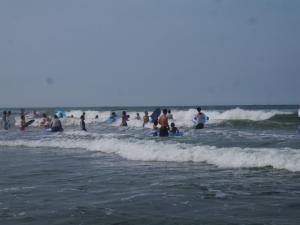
{"left": 135, "top": 113, "right": 141, "bottom": 120}
{"left": 143, "top": 111, "right": 149, "bottom": 127}
{"left": 170, "top": 122, "right": 179, "bottom": 134}
{"left": 120, "top": 111, "right": 129, "bottom": 127}
{"left": 152, "top": 121, "right": 159, "bottom": 136}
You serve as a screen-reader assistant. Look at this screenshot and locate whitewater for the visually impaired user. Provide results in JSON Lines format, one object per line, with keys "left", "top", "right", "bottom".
{"left": 1, "top": 105, "right": 300, "bottom": 225}
{"left": 1, "top": 106, "right": 299, "bottom": 171}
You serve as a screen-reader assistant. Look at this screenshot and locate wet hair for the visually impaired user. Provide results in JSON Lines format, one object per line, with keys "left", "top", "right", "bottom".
{"left": 197, "top": 107, "right": 202, "bottom": 112}
{"left": 122, "top": 111, "right": 126, "bottom": 115}
{"left": 54, "top": 115, "right": 58, "bottom": 119}
{"left": 95, "top": 115, "right": 99, "bottom": 119}
{"left": 163, "top": 109, "right": 167, "bottom": 115}
{"left": 154, "top": 121, "right": 158, "bottom": 126}
{"left": 171, "top": 122, "right": 175, "bottom": 127}
{"left": 3, "top": 111, "right": 7, "bottom": 115}
{"left": 168, "top": 110, "right": 171, "bottom": 113}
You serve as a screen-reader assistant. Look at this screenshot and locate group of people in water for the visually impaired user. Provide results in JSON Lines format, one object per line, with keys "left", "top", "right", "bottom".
{"left": 108, "top": 107, "right": 206, "bottom": 137}
{"left": 1, "top": 107, "right": 207, "bottom": 136}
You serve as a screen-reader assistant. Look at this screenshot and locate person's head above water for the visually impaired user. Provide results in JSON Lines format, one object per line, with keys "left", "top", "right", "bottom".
{"left": 122, "top": 111, "right": 126, "bottom": 115}
{"left": 171, "top": 122, "right": 175, "bottom": 127}
{"left": 54, "top": 115, "right": 58, "bottom": 119}
{"left": 197, "top": 107, "right": 202, "bottom": 112}
{"left": 168, "top": 110, "right": 171, "bottom": 114}
{"left": 163, "top": 109, "right": 168, "bottom": 115}
{"left": 154, "top": 121, "right": 158, "bottom": 126}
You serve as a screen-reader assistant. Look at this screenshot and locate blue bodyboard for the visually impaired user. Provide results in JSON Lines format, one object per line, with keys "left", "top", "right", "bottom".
{"left": 169, "top": 131, "right": 184, "bottom": 137}
{"left": 56, "top": 111, "right": 66, "bottom": 118}
{"left": 106, "top": 116, "right": 118, "bottom": 124}
{"left": 46, "top": 128, "right": 64, "bottom": 133}
{"left": 192, "top": 114, "right": 209, "bottom": 125}
{"left": 150, "top": 108, "right": 161, "bottom": 122}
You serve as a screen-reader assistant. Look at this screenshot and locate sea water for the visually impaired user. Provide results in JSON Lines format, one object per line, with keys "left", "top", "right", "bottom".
{"left": 0, "top": 105, "right": 299, "bottom": 225}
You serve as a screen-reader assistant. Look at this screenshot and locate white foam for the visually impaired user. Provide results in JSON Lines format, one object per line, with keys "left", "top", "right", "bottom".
{"left": 1, "top": 137, "right": 299, "bottom": 172}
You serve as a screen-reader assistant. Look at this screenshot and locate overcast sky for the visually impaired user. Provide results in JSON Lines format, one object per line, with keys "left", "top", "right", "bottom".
{"left": 0, "top": 0, "right": 299, "bottom": 107}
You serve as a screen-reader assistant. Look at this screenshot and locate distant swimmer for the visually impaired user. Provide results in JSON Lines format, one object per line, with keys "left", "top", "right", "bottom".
{"left": 33, "top": 111, "right": 38, "bottom": 118}
{"left": 2, "top": 111, "right": 8, "bottom": 130}
{"left": 135, "top": 113, "right": 141, "bottom": 120}
{"left": 167, "top": 110, "right": 174, "bottom": 120}
{"left": 194, "top": 107, "right": 206, "bottom": 129}
{"left": 50, "top": 115, "right": 63, "bottom": 132}
{"left": 120, "top": 111, "right": 129, "bottom": 127}
{"left": 20, "top": 115, "right": 26, "bottom": 131}
{"left": 80, "top": 112, "right": 87, "bottom": 131}
{"left": 95, "top": 115, "right": 99, "bottom": 119}
{"left": 143, "top": 111, "right": 149, "bottom": 127}
{"left": 158, "top": 109, "right": 169, "bottom": 137}
{"left": 169, "top": 122, "right": 179, "bottom": 135}
{"left": 7, "top": 111, "right": 14, "bottom": 129}
{"left": 110, "top": 112, "right": 117, "bottom": 122}
{"left": 40, "top": 113, "right": 50, "bottom": 128}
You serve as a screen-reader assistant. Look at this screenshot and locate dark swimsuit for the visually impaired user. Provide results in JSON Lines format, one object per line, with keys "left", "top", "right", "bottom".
{"left": 159, "top": 126, "right": 169, "bottom": 137}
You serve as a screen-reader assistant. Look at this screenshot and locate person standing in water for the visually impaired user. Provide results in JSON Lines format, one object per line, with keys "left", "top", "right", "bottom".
{"left": 135, "top": 113, "right": 141, "bottom": 120}
{"left": 120, "top": 111, "right": 129, "bottom": 127}
{"left": 194, "top": 107, "right": 206, "bottom": 129}
{"left": 6, "top": 111, "right": 14, "bottom": 129}
{"left": 50, "top": 115, "right": 63, "bottom": 132}
{"left": 167, "top": 110, "right": 174, "bottom": 120}
{"left": 2, "top": 111, "right": 8, "bottom": 130}
{"left": 20, "top": 115, "right": 26, "bottom": 131}
{"left": 80, "top": 112, "right": 87, "bottom": 131}
{"left": 158, "top": 108, "right": 169, "bottom": 137}
{"left": 143, "top": 111, "right": 149, "bottom": 127}
{"left": 40, "top": 113, "right": 50, "bottom": 128}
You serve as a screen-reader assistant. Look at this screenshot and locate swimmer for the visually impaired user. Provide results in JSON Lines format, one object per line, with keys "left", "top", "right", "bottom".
{"left": 158, "top": 109, "right": 169, "bottom": 137}
{"left": 194, "top": 107, "right": 206, "bottom": 129}
{"left": 50, "top": 115, "right": 63, "bottom": 132}
{"left": 170, "top": 122, "right": 179, "bottom": 134}
{"left": 143, "top": 111, "right": 149, "bottom": 127}
{"left": 80, "top": 112, "right": 87, "bottom": 131}
{"left": 120, "top": 111, "right": 129, "bottom": 127}
{"left": 167, "top": 110, "right": 174, "bottom": 120}
{"left": 135, "top": 113, "right": 141, "bottom": 120}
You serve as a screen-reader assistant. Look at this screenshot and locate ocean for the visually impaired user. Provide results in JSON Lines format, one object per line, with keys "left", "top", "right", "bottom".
{"left": 0, "top": 105, "right": 299, "bottom": 225}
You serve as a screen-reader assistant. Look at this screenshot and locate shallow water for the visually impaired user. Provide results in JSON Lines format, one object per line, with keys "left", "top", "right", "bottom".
{"left": 1, "top": 105, "right": 300, "bottom": 224}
